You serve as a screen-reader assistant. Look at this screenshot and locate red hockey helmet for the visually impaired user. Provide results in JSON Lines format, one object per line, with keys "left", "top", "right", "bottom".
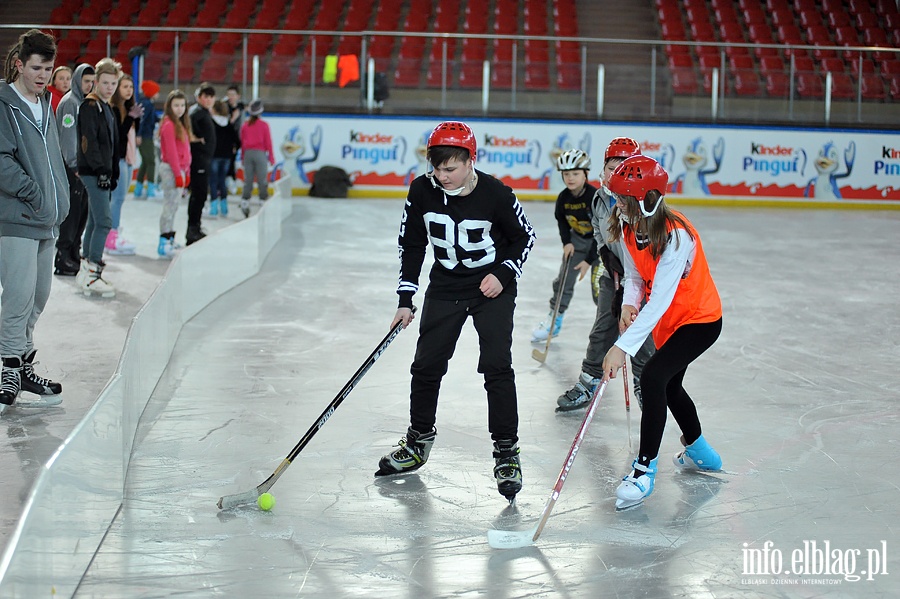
{"left": 427, "top": 121, "right": 477, "bottom": 160}
{"left": 607, "top": 156, "right": 668, "bottom": 217}
{"left": 604, "top": 137, "right": 641, "bottom": 162}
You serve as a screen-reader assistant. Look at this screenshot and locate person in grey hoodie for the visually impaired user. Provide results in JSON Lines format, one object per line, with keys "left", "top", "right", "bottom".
{"left": 54, "top": 62, "right": 94, "bottom": 275}
{"left": 0, "top": 29, "right": 70, "bottom": 408}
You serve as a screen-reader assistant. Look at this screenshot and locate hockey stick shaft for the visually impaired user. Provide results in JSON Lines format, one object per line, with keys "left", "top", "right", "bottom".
{"left": 623, "top": 361, "right": 633, "bottom": 451}
{"left": 217, "top": 307, "right": 415, "bottom": 509}
{"left": 531, "top": 379, "right": 608, "bottom": 542}
{"left": 532, "top": 254, "right": 572, "bottom": 363}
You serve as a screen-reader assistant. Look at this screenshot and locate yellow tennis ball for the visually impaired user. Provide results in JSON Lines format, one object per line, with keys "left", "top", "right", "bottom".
{"left": 257, "top": 492, "right": 275, "bottom": 511}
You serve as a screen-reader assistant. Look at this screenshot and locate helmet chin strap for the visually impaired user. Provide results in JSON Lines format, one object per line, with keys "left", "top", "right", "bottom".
{"left": 426, "top": 164, "right": 475, "bottom": 196}
{"left": 638, "top": 195, "right": 664, "bottom": 217}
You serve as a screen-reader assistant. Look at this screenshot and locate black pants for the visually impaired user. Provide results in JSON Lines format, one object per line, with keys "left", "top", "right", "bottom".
{"left": 56, "top": 165, "right": 89, "bottom": 262}
{"left": 409, "top": 293, "right": 518, "bottom": 443}
{"left": 187, "top": 160, "right": 209, "bottom": 229}
{"left": 637, "top": 318, "right": 722, "bottom": 464}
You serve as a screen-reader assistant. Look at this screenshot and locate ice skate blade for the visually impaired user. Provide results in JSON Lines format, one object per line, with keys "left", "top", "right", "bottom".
{"left": 487, "top": 525, "right": 537, "bottom": 549}
{"left": 14, "top": 396, "right": 63, "bottom": 408}
{"left": 374, "top": 462, "right": 426, "bottom": 477}
{"left": 615, "top": 498, "right": 644, "bottom": 511}
{"left": 555, "top": 403, "right": 588, "bottom": 413}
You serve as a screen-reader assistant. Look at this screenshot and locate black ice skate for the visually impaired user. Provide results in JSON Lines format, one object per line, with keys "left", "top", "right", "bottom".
{"left": 15, "top": 349, "right": 63, "bottom": 408}
{"left": 375, "top": 427, "right": 436, "bottom": 476}
{"left": 0, "top": 356, "right": 23, "bottom": 407}
{"left": 493, "top": 440, "right": 522, "bottom": 503}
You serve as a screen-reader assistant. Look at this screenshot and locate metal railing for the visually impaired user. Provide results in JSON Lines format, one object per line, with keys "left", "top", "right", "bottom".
{"left": 3, "top": 24, "right": 898, "bottom": 126}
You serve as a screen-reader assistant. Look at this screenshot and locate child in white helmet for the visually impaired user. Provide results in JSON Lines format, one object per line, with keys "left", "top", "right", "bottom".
{"left": 531, "top": 149, "right": 600, "bottom": 343}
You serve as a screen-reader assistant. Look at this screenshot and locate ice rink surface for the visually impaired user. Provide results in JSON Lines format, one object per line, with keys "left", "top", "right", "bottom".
{"left": 20, "top": 197, "right": 899, "bottom": 597}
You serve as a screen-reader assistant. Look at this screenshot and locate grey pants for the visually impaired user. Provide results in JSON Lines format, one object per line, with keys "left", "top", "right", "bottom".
{"left": 0, "top": 236, "right": 54, "bottom": 357}
{"left": 549, "top": 233, "right": 597, "bottom": 313}
{"left": 242, "top": 149, "right": 269, "bottom": 200}
{"left": 581, "top": 273, "right": 655, "bottom": 383}
{"left": 158, "top": 162, "right": 181, "bottom": 234}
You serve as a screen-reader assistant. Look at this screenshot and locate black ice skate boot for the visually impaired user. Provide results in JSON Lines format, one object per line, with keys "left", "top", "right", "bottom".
{"left": 21, "top": 350, "right": 62, "bottom": 396}
{"left": 493, "top": 440, "right": 522, "bottom": 503}
{"left": 0, "top": 356, "right": 23, "bottom": 406}
{"left": 375, "top": 427, "right": 436, "bottom": 476}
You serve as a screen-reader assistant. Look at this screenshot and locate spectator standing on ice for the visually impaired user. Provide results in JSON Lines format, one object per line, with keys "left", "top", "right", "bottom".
{"left": 156, "top": 89, "right": 192, "bottom": 258}
{"left": 186, "top": 82, "right": 216, "bottom": 245}
{"left": 0, "top": 29, "right": 70, "bottom": 407}
{"left": 54, "top": 62, "right": 94, "bottom": 276}
{"left": 134, "top": 79, "right": 160, "bottom": 199}
{"left": 76, "top": 57, "right": 120, "bottom": 297}
{"left": 47, "top": 64, "right": 71, "bottom": 112}
{"left": 106, "top": 73, "right": 142, "bottom": 255}
{"left": 239, "top": 98, "right": 274, "bottom": 217}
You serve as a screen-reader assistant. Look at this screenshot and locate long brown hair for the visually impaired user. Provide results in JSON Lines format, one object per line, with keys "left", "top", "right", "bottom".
{"left": 606, "top": 190, "right": 693, "bottom": 259}
{"left": 110, "top": 74, "right": 135, "bottom": 123}
{"left": 163, "top": 89, "right": 192, "bottom": 142}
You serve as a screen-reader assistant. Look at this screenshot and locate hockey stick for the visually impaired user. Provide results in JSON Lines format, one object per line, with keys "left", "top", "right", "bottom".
{"left": 217, "top": 307, "right": 416, "bottom": 509}
{"left": 487, "top": 379, "right": 609, "bottom": 549}
{"left": 622, "top": 361, "right": 633, "bottom": 452}
{"left": 532, "top": 255, "right": 572, "bottom": 363}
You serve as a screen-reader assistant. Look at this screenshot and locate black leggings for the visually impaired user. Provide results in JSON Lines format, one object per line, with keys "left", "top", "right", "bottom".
{"left": 636, "top": 318, "right": 722, "bottom": 466}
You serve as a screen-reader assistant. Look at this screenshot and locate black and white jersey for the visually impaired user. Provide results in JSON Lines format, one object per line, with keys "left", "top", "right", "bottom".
{"left": 397, "top": 170, "right": 536, "bottom": 308}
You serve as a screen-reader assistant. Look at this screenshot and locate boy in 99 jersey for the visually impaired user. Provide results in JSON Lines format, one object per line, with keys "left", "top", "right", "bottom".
{"left": 375, "top": 121, "right": 536, "bottom": 503}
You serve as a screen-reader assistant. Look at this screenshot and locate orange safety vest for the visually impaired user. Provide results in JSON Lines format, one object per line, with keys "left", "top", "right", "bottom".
{"left": 622, "top": 212, "right": 722, "bottom": 348}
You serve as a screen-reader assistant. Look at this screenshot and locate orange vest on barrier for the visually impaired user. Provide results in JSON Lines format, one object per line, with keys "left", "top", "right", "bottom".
{"left": 623, "top": 212, "right": 722, "bottom": 348}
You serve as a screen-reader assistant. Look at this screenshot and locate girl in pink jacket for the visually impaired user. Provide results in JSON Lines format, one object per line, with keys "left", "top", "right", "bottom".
{"left": 157, "top": 90, "right": 192, "bottom": 258}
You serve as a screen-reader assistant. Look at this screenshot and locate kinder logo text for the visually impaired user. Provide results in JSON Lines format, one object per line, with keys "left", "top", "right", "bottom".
{"left": 875, "top": 146, "right": 900, "bottom": 175}
{"left": 742, "top": 540, "right": 889, "bottom": 583}
{"left": 743, "top": 143, "right": 806, "bottom": 176}
{"left": 341, "top": 131, "right": 408, "bottom": 165}
{"left": 478, "top": 134, "right": 540, "bottom": 169}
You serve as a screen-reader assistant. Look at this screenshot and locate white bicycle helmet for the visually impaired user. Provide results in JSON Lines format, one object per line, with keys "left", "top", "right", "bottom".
{"left": 556, "top": 149, "right": 591, "bottom": 171}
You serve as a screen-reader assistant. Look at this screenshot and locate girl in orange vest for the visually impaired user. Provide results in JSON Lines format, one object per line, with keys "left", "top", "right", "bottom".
{"left": 601, "top": 155, "right": 723, "bottom": 510}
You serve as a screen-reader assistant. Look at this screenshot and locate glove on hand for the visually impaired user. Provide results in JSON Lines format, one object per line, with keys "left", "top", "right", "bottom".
{"left": 97, "top": 173, "right": 112, "bottom": 189}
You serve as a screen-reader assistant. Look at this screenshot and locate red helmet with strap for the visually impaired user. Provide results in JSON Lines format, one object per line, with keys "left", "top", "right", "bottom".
{"left": 604, "top": 137, "right": 641, "bottom": 162}
{"left": 608, "top": 155, "right": 668, "bottom": 217}
{"left": 427, "top": 121, "right": 476, "bottom": 160}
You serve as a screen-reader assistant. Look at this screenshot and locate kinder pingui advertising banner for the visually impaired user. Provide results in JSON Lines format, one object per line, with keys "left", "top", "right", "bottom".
{"left": 262, "top": 115, "right": 899, "bottom": 202}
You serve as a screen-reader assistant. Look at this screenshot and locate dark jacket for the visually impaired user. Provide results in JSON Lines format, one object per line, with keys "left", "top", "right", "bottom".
{"left": 213, "top": 116, "right": 240, "bottom": 160}
{"left": 0, "top": 82, "right": 70, "bottom": 238}
{"left": 113, "top": 103, "right": 137, "bottom": 161}
{"left": 189, "top": 103, "right": 216, "bottom": 166}
{"left": 136, "top": 95, "right": 157, "bottom": 138}
{"left": 76, "top": 94, "right": 120, "bottom": 185}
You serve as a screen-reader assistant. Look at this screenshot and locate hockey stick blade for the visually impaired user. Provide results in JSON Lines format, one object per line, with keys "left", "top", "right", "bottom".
{"left": 487, "top": 525, "right": 539, "bottom": 549}
{"left": 488, "top": 380, "right": 609, "bottom": 548}
{"left": 217, "top": 308, "right": 415, "bottom": 510}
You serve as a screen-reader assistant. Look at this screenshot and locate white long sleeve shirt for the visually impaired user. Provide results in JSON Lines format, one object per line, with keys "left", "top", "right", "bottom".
{"left": 615, "top": 228, "right": 697, "bottom": 356}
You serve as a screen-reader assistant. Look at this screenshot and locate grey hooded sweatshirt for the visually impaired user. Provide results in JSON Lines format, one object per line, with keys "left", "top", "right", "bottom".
{"left": 0, "top": 81, "right": 70, "bottom": 239}
{"left": 56, "top": 63, "right": 92, "bottom": 168}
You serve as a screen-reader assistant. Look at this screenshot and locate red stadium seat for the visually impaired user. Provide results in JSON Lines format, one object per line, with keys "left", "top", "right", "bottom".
{"left": 765, "top": 72, "right": 790, "bottom": 96}
{"left": 671, "top": 69, "right": 698, "bottom": 94}
{"left": 860, "top": 73, "right": 885, "bottom": 99}
{"left": 796, "top": 72, "right": 823, "bottom": 97}
{"left": 826, "top": 72, "right": 856, "bottom": 98}
{"left": 734, "top": 72, "right": 761, "bottom": 96}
